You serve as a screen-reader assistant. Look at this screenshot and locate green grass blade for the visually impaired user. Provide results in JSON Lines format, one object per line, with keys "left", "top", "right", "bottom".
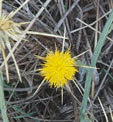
{"left": 80, "top": 9, "right": 113, "bottom": 121}
{"left": 104, "top": 69, "right": 113, "bottom": 81}
{"left": 10, "top": 105, "right": 36, "bottom": 119}
{"left": 13, "top": 112, "right": 36, "bottom": 119}
{"left": 80, "top": 113, "right": 92, "bottom": 122}
{"left": 0, "top": 70, "right": 9, "bottom": 122}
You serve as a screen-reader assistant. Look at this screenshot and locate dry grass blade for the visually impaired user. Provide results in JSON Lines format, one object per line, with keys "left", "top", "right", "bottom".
{"left": 0, "top": 0, "right": 3, "bottom": 16}
{"left": 71, "top": 10, "right": 111, "bottom": 34}
{"left": 61, "top": 87, "right": 63, "bottom": 104}
{"left": 75, "top": 65, "right": 97, "bottom": 69}
{"left": 76, "top": 18, "right": 113, "bottom": 42}
{"left": 109, "top": 106, "right": 113, "bottom": 122}
{"left": 72, "top": 80, "right": 83, "bottom": 96}
{"left": 6, "top": 41, "right": 22, "bottom": 82}
{"left": 26, "top": 31, "right": 68, "bottom": 39}
{"left": 62, "top": 26, "right": 66, "bottom": 52}
{"left": 54, "top": 0, "right": 80, "bottom": 32}
{"left": 73, "top": 50, "right": 90, "bottom": 59}
{"left": 33, "top": 79, "right": 45, "bottom": 95}
{"left": 98, "top": 97, "right": 109, "bottom": 122}
{"left": 1, "top": 46, "right": 9, "bottom": 82}
{"left": 10, "top": 0, "right": 30, "bottom": 17}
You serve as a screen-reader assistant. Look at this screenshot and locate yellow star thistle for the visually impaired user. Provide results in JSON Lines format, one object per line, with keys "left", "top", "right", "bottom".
{"left": 39, "top": 50, "right": 78, "bottom": 88}
{"left": 0, "top": 0, "right": 26, "bottom": 82}
{"left": 0, "top": 10, "right": 25, "bottom": 82}
{"left": 0, "top": 11, "right": 25, "bottom": 46}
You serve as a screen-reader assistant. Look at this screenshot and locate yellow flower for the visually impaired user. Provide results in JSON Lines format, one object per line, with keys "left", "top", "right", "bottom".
{"left": 39, "top": 50, "right": 78, "bottom": 88}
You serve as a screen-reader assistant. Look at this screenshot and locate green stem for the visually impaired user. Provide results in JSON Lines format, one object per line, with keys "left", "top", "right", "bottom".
{"left": 0, "top": 70, "right": 9, "bottom": 122}
{"left": 80, "top": 9, "right": 113, "bottom": 121}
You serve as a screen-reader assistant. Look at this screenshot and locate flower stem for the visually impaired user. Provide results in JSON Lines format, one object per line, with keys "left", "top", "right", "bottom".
{"left": 0, "top": 70, "right": 9, "bottom": 122}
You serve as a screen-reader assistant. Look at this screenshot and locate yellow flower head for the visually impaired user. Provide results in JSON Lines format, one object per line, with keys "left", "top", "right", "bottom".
{"left": 39, "top": 50, "right": 78, "bottom": 88}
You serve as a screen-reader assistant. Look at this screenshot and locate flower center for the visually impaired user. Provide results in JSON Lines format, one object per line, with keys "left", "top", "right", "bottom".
{"left": 1, "top": 20, "right": 13, "bottom": 30}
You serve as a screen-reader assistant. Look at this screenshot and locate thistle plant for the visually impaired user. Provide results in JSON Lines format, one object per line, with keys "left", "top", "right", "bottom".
{"left": 34, "top": 34, "right": 92, "bottom": 100}
{"left": 0, "top": 0, "right": 27, "bottom": 82}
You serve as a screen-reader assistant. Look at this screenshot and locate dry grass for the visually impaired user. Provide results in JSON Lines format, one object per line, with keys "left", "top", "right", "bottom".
{"left": 1, "top": 0, "right": 113, "bottom": 122}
